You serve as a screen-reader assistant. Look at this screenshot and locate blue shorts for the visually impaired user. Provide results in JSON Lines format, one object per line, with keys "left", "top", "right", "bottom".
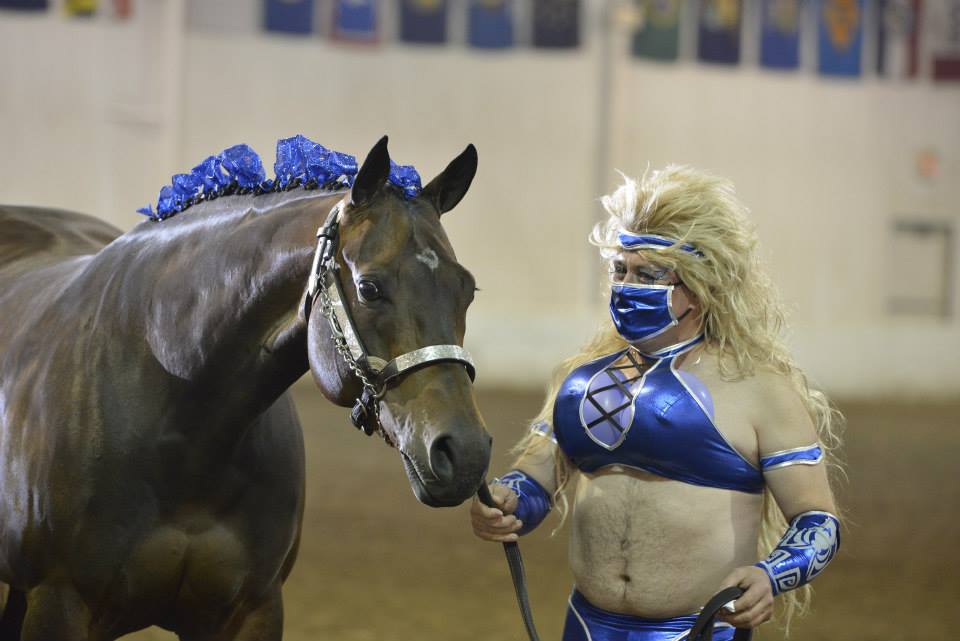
{"left": 562, "top": 589, "right": 737, "bottom": 641}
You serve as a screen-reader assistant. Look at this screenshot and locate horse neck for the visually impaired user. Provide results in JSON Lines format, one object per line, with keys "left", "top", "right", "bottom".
{"left": 121, "top": 190, "right": 344, "bottom": 418}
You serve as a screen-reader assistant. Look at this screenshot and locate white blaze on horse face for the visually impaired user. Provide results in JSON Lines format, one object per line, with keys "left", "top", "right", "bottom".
{"left": 416, "top": 248, "right": 439, "bottom": 271}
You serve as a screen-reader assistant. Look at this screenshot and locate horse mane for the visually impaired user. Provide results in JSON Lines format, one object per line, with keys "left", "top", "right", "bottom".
{"left": 138, "top": 134, "right": 423, "bottom": 222}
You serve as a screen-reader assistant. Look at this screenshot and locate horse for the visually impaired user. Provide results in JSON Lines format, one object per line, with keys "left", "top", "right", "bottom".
{"left": 0, "top": 136, "right": 492, "bottom": 641}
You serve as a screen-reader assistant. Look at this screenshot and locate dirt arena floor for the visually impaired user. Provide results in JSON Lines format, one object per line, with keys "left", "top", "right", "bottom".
{"left": 124, "top": 385, "right": 959, "bottom": 641}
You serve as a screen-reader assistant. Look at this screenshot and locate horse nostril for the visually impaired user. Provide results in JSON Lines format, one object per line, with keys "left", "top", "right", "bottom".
{"left": 428, "top": 435, "right": 457, "bottom": 485}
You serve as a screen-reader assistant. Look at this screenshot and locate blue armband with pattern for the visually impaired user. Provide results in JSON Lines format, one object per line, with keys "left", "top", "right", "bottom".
{"left": 756, "top": 510, "right": 840, "bottom": 595}
{"left": 494, "top": 470, "right": 552, "bottom": 536}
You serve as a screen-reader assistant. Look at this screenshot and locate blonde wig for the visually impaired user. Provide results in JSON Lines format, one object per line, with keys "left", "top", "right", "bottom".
{"left": 512, "top": 165, "right": 844, "bottom": 632}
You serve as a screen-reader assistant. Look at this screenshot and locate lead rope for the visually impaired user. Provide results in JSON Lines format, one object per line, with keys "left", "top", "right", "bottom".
{"left": 478, "top": 478, "right": 753, "bottom": 641}
{"left": 476, "top": 480, "right": 541, "bottom": 641}
{"left": 688, "top": 586, "right": 753, "bottom": 641}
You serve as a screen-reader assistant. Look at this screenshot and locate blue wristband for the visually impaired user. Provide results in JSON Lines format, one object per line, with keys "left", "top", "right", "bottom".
{"left": 756, "top": 510, "right": 840, "bottom": 595}
{"left": 494, "top": 470, "right": 552, "bottom": 535}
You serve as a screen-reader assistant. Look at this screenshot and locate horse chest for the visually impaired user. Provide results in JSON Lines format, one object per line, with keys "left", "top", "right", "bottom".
{"left": 120, "top": 522, "right": 252, "bottom": 611}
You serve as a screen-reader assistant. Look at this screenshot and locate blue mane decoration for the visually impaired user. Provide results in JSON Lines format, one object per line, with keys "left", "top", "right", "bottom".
{"left": 137, "top": 134, "right": 423, "bottom": 221}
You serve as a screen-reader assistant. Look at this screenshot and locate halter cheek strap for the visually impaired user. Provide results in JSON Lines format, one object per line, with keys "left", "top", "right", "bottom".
{"left": 303, "top": 199, "right": 476, "bottom": 439}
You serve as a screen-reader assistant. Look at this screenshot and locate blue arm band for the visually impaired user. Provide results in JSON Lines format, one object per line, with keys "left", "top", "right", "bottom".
{"left": 494, "top": 470, "right": 552, "bottom": 536}
{"left": 760, "top": 443, "right": 823, "bottom": 471}
{"left": 755, "top": 510, "right": 840, "bottom": 595}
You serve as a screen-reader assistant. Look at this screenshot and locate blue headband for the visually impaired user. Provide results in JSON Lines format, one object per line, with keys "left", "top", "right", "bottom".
{"left": 617, "top": 231, "right": 704, "bottom": 257}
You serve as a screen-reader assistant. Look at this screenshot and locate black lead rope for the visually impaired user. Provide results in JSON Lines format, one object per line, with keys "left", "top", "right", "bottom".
{"left": 688, "top": 586, "right": 753, "bottom": 641}
{"left": 478, "top": 480, "right": 753, "bottom": 641}
{"left": 476, "top": 481, "right": 541, "bottom": 641}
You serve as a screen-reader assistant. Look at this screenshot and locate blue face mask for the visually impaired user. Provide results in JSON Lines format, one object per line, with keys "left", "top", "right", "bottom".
{"left": 609, "top": 283, "right": 681, "bottom": 343}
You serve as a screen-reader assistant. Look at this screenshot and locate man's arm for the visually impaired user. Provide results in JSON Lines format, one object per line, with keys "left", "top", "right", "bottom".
{"left": 719, "top": 371, "right": 840, "bottom": 629}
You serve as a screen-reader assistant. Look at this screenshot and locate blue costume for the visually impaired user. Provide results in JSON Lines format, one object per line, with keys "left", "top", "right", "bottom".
{"left": 495, "top": 232, "right": 837, "bottom": 641}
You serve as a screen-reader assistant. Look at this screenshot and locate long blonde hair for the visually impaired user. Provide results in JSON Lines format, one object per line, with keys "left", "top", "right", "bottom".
{"left": 513, "top": 166, "right": 844, "bottom": 631}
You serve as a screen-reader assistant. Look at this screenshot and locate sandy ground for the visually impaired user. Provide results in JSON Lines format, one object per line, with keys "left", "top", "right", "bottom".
{"left": 122, "top": 385, "right": 958, "bottom": 641}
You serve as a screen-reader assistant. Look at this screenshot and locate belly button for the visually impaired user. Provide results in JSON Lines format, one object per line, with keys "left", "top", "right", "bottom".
{"left": 619, "top": 574, "right": 631, "bottom": 583}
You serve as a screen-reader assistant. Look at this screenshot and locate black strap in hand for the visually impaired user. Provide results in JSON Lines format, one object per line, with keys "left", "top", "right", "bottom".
{"left": 477, "top": 481, "right": 541, "bottom": 641}
{"left": 688, "top": 586, "right": 753, "bottom": 641}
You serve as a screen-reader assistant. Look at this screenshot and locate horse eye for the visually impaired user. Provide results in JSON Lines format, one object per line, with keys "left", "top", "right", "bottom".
{"left": 357, "top": 280, "right": 381, "bottom": 302}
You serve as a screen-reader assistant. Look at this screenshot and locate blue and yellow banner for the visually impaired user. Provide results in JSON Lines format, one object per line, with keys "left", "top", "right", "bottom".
{"left": 698, "top": 0, "right": 742, "bottom": 64}
{"left": 400, "top": 0, "right": 447, "bottom": 44}
{"left": 264, "top": 0, "right": 314, "bottom": 35}
{"left": 760, "top": 0, "right": 801, "bottom": 69}
{"left": 468, "top": 0, "right": 513, "bottom": 49}
{"left": 532, "top": 0, "right": 580, "bottom": 49}
{"left": 0, "top": 0, "right": 48, "bottom": 9}
{"left": 818, "top": 0, "right": 864, "bottom": 76}
{"left": 632, "top": 0, "right": 682, "bottom": 62}
{"left": 332, "top": 0, "right": 378, "bottom": 42}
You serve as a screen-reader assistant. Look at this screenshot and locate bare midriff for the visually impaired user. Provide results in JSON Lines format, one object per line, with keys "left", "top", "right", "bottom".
{"left": 569, "top": 465, "right": 763, "bottom": 618}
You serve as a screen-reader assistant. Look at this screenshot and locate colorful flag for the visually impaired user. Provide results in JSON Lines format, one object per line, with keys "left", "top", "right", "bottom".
{"left": 760, "top": 0, "right": 801, "bottom": 69}
{"left": 632, "top": 0, "right": 682, "bottom": 61}
{"left": 877, "top": 0, "right": 920, "bottom": 78}
{"left": 931, "top": 0, "right": 960, "bottom": 81}
{"left": 468, "top": 0, "right": 513, "bottom": 49}
{"left": 532, "top": 0, "right": 580, "bottom": 49}
{"left": 65, "top": 0, "right": 96, "bottom": 16}
{"left": 698, "top": 0, "right": 742, "bottom": 64}
{"left": 0, "top": 0, "right": 48, "bottom": 9}
{"left": 265, "top": 0, "right": 314, "bottom": 35}
{"left": 113, "top": 0, "right": 130, "bottom": 19}
{"left": 332, "top": 0, "right": 378, "bottom": 42}
{"left": 400, "top": 0, "right": 447, "bottom": 44}
{"left": 818, "top": 0, "right": 864, "bottom": 77}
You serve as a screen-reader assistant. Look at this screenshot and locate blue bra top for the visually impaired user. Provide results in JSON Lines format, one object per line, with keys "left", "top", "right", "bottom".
{"left": 549, "top": 335, "right": 822, "bottom": 494}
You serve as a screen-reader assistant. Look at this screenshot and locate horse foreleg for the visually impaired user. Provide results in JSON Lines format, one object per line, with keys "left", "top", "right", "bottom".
{"left": 0, "top": 584, "right": 26, "bottom": 641}
{"left": 20, "top": 582, "right": 92, "bottom": 641}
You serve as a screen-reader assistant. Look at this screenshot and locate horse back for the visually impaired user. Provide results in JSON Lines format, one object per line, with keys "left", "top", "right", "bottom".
{"left": 0, "top": 205, "right": 122, "bottom": 274}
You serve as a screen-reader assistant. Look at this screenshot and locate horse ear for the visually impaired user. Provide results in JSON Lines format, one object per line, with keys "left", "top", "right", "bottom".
{"left": 420, "top": 144, "right": 478, "bottom": 216}
{"left": 351, "top": 136, "right": 391, "bottom": 207}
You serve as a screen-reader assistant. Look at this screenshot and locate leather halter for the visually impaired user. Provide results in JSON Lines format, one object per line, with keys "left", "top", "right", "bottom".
{"left": 302, "top": 199, "right": 477, "bottom": 441}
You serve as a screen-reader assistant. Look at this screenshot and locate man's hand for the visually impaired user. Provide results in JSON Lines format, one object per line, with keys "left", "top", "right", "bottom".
{"left": 470, "top": 482, "right": 522, "bottom": 542}
{"left": 716, "top": 566, "right": 774, "bottom": 629}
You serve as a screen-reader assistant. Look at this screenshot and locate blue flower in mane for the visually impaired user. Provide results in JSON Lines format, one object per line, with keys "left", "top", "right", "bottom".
{"left": 220, "top": 144, "right": 266, "bottom": 189}
{"left": 389, "top": 161, "right": 422, "bottom": 199}
{"left": 138, "top": 134, "right": 421, "bottom": 222}
{"left": 192, "top": 155, "right": 231, "bottom": 193}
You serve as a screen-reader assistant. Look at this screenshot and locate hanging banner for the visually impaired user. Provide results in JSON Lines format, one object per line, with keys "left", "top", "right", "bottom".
{"left": 265, "top": 0, "right": 314, "bottom": 35}
{"left": 698, "top": 0, "right": 742, "bottom": 64}
{"left": 0, "top": 0, "right": 48, "bottom": 10}
{"left": 400, "top": 0, "right": 447, "bottom": 44}
{"left": 931, "top": 0, "right": 960, "bottom": 81}
{"left": 468, "top": 0, "right": 513, "bottom": 49}
{"left": 532, "top": 0, "right": 580, "bottom": 49}
{"left": 760, "top": 0, "right": 801, "bottom": 69}
{"left": 112, "top": 0, "right": 130, "bottom": 19}
{"left": 877, "top": 0, "right": 920, "bottom": 78}
{"left": 332, "top": 0, "right": 378, "bottom": 42}
{"left": 632, "top": 0, "right": 682, "bottom": 61}
{"left": 65, "top": 0, "right": 96, "bottom": 16}
{"left": 818, "top": 0, "right": 864, "bottom": 77}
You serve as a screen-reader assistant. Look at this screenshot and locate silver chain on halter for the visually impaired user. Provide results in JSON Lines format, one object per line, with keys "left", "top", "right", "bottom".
{"left": 313, "top": 258, "right": 393, "bottom": 444}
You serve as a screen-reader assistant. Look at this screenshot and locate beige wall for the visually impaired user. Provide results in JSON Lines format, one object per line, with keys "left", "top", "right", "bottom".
{"left": 2, "top": 1, "right": 958, "bottom": 398}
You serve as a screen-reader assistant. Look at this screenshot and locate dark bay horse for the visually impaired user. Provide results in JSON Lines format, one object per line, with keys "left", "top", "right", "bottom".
{"left": 0, "top": 137, "right": 491, "bottom": 640}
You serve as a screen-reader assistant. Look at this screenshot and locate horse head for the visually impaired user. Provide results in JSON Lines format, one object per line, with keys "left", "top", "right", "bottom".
{"left": 306, "top": 137, "right": 491, "bottom": 507}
